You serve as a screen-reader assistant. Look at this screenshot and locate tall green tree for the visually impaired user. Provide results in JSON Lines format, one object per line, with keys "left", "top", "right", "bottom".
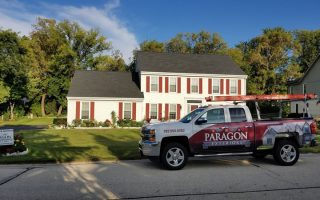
{"left": 0, "top": 30, "right": 28, "bottom": 119}
{"left": 29, "top": 18, "right": 111, "bottom": 116}
{"left": 293, "top": 30, "right": 320, "bottom": 72}
{"left": 165, "top": 31, "right": 228, "bottom": 54}
{"left": 140, "top": 40, "right": 165, "bottom": 52}
{"left": 238, "top": 27, "right": 295, "bottom": 94}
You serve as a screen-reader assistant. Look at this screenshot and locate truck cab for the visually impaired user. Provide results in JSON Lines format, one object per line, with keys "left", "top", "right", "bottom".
{"left": 139, "top": 104, "right": 317, "bottom": 170}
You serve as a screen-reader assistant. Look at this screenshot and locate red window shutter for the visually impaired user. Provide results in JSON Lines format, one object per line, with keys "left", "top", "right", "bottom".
{"left": 146, "top": 103, "right": 150, "bottom": 119}
{"left": 177, "top": 77, "right": 181, "bottom": 93}
{"left": 90, "top": 102, "right": 95, "bottom": 120}
{"left": 187, "top": 78, "right": 191, "bottom": 94}
{"left": 176, "top": 104, "right": 181, "bottom": 120}
{"left": 165, "top": 104, "right": 169, "bottom": 120}
{"left": 165, "top": 77, "right": 169, "bottom": 93}
{"left": 146, "top": 76, "right": 150, "bottom": 92}
{"left": 238, "top": 80, "right": 242, "bottom": 95}
{"left": 158, "top": 104, "right": 162, "bottom": 120}
{"left": 118, "top": 102, "right": 123, "bottom": 120}
{"left": 208, "top": 79, "right": 212, "bottom": 94}
{"left": 226, "top": 79, "right": 230, "bottom": 95}
{"left": 132, "top": 102, "right": 136, "bottom": 120}
{"left": 199, "top": 78, "right": 203, "bottom": 94}
{"left": 220, "top": 79, "right": 224, "bottom": 94}
{"left": 76, "top": 101, "right": 80, "bottom": 120}
{"left": 159, "top": 77, "right": 163, "bottom": 93}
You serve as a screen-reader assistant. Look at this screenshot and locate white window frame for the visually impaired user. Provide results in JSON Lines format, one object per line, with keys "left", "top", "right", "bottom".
{"left": 191, "top": 78, "right": 199, "bottom": 93}
{"left": 212, "top": 79, "right": 220, "bottom": 94}
{"left": 81, "top": 101, "right": 90, "bottom": 120}
{"left": 230, "top": 80, "right": 237, "bottom": 94}
{"left": 123, "top": 102, "right": 132, "bottom": 119}
{"left": 169, "top": 77, "right": 177, "bottom": 93}
{"left": 150, "top": 104, "right": 158, "bottom": 119}
{"left": 151, "top": 76, "right": 158, "bottom": 92}
{"left": 169, "top": 104, "right": 177, "bottom": 120}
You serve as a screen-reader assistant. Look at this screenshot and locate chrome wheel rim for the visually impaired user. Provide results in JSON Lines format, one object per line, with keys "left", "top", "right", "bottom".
{"left": 280, "top": 144, "right": 296, "bottom": 163}
{"left": 166, "top": 147, "right": 184, "bottom": 167}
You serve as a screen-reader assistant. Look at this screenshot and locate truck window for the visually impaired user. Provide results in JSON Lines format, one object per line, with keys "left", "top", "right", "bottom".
{"left": 199, "top": 108, "right": 225, "bottom": 124}
{"left": 180, "top": 108, "right": 205, "bottom": 123}
{"left": 229, "top": 108, "right": 247, "bottom": 122}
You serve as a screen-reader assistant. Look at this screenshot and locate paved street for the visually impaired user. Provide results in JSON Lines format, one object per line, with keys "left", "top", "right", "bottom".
{"left": 1, "top": 154, "right": 320, "bottom": 200}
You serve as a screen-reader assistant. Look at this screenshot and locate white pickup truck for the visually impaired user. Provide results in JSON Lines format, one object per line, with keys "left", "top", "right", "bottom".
{"left": 139, "top": 104, "right": 317, "bottom": 170}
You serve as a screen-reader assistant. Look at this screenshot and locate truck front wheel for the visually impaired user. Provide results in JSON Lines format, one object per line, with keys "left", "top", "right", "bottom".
{"left": 273, "top": 140, "right": 299, "bottom": 166}
{"left": 161, "top": 143, "right": 188, "bottom": 170}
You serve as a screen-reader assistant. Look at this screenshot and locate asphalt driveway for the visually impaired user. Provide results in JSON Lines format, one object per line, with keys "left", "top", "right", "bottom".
{"left": 0, "top": 154, "right": 320, "bottom": 199}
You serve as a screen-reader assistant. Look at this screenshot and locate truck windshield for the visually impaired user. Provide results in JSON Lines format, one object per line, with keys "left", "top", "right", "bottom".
{"left": 180, "top": 108, "right": 205, "bottom": 123}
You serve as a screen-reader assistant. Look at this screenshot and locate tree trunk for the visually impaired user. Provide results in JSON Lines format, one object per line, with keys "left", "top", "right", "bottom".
{"left": 57, "top": 105, "right": 63, "bottom": 116}
{"left": 41, "top": 94, "right": 46, "bottom": 117}
{"left": 9, "top": 102, "right": 15, "bottom": 120}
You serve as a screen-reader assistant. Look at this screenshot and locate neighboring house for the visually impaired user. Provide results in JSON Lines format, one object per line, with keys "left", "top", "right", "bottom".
{"left": 67, "top": 51, "right": 247, "bottom": 124}
{"left": 288, "top": 55, "right": 320, "bottom": 118}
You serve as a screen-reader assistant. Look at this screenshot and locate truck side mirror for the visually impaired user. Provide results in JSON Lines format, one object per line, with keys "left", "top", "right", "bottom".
{"left": 196, "top": 118, "right": 207, "bottom": 125}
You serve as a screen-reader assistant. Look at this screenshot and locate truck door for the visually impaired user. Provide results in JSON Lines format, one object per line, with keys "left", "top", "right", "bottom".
{"left": 190, "top": 107, "right": 228, "bottom": 154}
{"left": 224, "top": 107, "right": 255, "bottom": 152}
{"left": 190, "top": 107, "right": 255, "bottom": 154}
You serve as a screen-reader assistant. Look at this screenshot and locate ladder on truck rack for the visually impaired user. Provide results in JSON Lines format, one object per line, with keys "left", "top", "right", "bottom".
{"left": 205, "top": 94, "right": 318, "bottom": 120}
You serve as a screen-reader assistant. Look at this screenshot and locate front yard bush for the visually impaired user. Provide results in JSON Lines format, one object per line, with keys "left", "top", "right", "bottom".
{"left": 53, "top": 118, "right": 67, "bottom": 127}
{"left": 117, "top": 119, "right": 143, "bottom": 127}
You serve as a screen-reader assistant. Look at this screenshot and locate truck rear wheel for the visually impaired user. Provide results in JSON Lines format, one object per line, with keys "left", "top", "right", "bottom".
{"left": 161, "top": 142, "right": 188, "bottom": 170}
{"left": 273, "top": 140, "right": 299, "bottom": 166}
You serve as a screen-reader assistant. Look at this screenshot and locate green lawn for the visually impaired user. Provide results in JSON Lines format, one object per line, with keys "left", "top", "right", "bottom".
{"left": 0, "top": 117, "right": 54, "bottom": 126}
{"left": 0, "top": 129, "right": 141, "bottom": 164}
{"left": 0, "top": 128, "right": 319, "bottom": 164}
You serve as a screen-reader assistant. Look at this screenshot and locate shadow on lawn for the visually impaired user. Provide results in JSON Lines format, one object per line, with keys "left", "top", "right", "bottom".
{"left": 90, "top": 133, "right": 140, "bottom": 160}
{"left": 0, "top": 130, "right": 95, "bottom": 164}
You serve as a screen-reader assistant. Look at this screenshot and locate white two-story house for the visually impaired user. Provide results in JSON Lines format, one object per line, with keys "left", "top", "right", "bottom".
{"left": 67, "top": 51, "right": 247, "bottom": 124}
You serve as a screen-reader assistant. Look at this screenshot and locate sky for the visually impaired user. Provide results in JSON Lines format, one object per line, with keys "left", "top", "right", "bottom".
{"left": 0, "top": 0, "right": 319, "bottom": 63}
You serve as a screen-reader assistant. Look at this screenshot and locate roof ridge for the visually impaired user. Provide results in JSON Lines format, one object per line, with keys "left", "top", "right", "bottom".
{"left": 136, "top": 50, "right": 229, "bottom": 57}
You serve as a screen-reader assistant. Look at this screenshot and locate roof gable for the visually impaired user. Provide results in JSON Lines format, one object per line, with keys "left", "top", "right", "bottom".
{"left": 67, "top": 71, "right": 143, "bottom": 98}
{"left": 136, "top": 51, "right": 245, "bottom": 75}
{"left": 288, "top": 54, "right": 320, "bottom": 85}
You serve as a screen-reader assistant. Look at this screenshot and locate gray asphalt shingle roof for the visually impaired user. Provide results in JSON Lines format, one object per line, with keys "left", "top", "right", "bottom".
{"left": 67, "top": 71, "right": 143, "bottom": 98}
{"left": 136, "top": 51, "right": 245, "bottom": 75}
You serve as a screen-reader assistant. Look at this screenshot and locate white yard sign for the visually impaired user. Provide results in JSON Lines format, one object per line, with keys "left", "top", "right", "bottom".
{"left": 0, "top": 129, "right": 14, "bottom": 146}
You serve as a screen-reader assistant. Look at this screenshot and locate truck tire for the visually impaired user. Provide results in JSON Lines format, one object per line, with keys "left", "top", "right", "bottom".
{"left": 161, "top": 142, "right": 188, "bottom": 170}
{"left": 273, "top": 140, "right": 299, "bottom": 166}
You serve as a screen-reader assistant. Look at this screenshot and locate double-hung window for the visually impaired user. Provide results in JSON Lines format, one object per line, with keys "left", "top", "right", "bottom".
{"left": 151, "top": 76, "right": 158, "bottom": 92}
{"left": 81, "top": 102, "right": 89, "bottom": 120}
{"left": 212, "top": 79, "right": 220, "bottom": 94}
{"left": 150, "top": 104, "right": 158, "bottom": 119}
{"left": 230, "top": 80, "right": 237, "bottom": 94}
{"left": 124, "top": 103, "right": 132, "bottom": 119}
{"left": 169, "top": 77, "right": 177, "bottom": 92}
{"left": 191, "top": 78, "right": 199, "bottom": 93}
{"left": 169, "top": 104, "right": 176, "bottom": 120}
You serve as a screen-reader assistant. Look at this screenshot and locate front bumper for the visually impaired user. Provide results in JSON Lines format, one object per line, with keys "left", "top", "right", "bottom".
{"left": 139, "top": 140, "right": 161, "bottom": 157}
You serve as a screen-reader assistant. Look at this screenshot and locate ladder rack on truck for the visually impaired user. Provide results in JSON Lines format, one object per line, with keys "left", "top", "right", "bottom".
{"left": 205, "top": 94, "right": 318, "bottom": 120}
